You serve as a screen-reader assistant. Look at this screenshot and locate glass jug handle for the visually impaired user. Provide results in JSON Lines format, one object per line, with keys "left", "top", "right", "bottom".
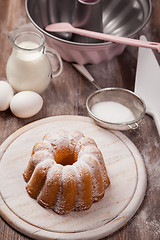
{"left": 45, "top": 46, "right": 63, "bottom": 78}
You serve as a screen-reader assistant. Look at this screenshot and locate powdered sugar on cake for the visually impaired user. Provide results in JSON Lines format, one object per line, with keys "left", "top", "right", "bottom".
{"left": 23, "top": 129, "right": 110, "bottom": 214}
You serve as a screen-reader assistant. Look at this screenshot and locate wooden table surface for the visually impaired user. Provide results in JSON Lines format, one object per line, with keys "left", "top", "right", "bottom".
{"left": 0, "top": 0, "right": 160, "bottom": 240}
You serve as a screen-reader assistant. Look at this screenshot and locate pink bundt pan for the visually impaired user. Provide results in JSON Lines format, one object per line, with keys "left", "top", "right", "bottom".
{"left": 45, "top": 36, "right": 126, "bottom": 64}
{"left": 25, "top": 0, "right": 152, "bottom": 64}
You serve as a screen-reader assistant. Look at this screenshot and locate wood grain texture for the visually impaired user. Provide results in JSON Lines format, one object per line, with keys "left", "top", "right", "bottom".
{"left": 0, "top": 0, "right": 160, "bottom": 240}
{"left": 0, "top": 116, "right": 147, "bottom": 240}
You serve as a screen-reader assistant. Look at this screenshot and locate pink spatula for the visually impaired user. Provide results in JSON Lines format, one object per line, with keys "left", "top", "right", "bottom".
{"left": 135, "top": 36, "right": 160, "bottom": 136}
{"left": 45, "top": 22, "right": 160, "bottom": 53}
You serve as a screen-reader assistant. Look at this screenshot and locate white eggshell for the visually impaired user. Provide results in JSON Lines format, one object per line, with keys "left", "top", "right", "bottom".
{"left": 0, "top": 81, "right": 14, "bottom": 111}
{"left": 10, "top": 91, "right": 43, "bottom": 118}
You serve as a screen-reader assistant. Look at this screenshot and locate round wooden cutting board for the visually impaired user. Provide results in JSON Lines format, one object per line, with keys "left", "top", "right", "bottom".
{"left": 0, "top": 115, "right": 147, "bottom": 240}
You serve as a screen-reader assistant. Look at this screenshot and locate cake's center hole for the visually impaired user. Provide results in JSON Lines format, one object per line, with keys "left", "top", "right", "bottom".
{"left": 54, "top": 149, "right": 77, "bottom": 166}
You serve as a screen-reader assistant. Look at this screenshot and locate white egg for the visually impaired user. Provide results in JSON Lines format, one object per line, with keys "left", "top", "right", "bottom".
{"left": 10, "top": 91, "right": 43, "bottom": 118}
{"left": 0, "top": 81, "right": 14, "bottom": 111}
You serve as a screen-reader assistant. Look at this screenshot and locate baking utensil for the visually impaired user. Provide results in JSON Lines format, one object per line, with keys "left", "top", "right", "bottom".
{"left": 45, "top": 22, "right": 160, "bottom": 53}
{"left": 0, "top": 115, "right": 147, "bottom": 240}
{"left": 86, "top": 88, "right": 146, "bottom": 131}
{"left": 135, "top": 35, "right": 160, "bottom": 135}
{"left": 25, "top": 0, "right": 152, "bottom": 64}
{"left": 72, "top": 64, "right": 146, "bottom": 131}
{"left": 72, "top": 64, "right": 101, "bottom": 89}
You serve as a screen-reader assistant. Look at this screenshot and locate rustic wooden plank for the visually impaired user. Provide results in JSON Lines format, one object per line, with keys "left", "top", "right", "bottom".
{"left": 0, "top": 0, "right": 160, "bottom": 239}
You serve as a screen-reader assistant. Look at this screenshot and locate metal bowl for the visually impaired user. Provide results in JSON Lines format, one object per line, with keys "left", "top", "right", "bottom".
{"left": 86, "top": 88, "right": 146, "bottom": 131}
{"left": 25, "top": 0, "right": 152, "bottom": 64}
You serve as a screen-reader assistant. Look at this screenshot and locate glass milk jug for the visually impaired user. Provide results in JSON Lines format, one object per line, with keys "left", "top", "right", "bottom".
{"left": 6, "top": 27, "right": 63, "bottom": 94}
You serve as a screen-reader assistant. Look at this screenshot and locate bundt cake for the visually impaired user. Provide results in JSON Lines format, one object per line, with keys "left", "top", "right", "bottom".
{"left": 23, "top": 130, "right": 110, "bottom": 214}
